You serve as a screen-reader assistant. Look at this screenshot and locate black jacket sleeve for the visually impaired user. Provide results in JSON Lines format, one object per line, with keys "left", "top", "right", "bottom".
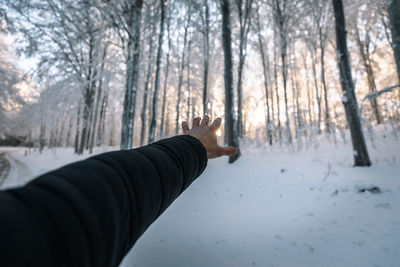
{"left": 0, "top": 135, "right": 207, "bottom": 267}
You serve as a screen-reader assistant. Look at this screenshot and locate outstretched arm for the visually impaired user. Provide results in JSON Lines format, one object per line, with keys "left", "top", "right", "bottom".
{"left": 0, "top": 116, "right": 236, "bottom": 267}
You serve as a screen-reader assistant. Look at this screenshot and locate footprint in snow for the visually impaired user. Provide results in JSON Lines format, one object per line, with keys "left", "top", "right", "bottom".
{"left": 214, "top": 239, "right": 226, "bottom": 245}
{"left": 375, "top": 203, "right": 392, "bottom": 209}
{"left": 304, "top": 243, "right": 314, "bottom": 252}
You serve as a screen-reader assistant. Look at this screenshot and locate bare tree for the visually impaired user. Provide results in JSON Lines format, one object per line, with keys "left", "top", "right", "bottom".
{"left": 117, "top": 0, "right": 144, "bottom": 149}
{"left": 175, "top": 5, "right": 191, "bottom": 134}
{"left": 235, "top": 0, "right": 253, "bottom": 138}
{"left": 332, "top": 0, "right": 371, "bottom": 166}
{"left": 201, "top": 0, "right": 211, "bottom": 116}
{"left": 221, "top": 0, "right": 240, "bottom": 163}
{"left": 255, "top": 5, "right": 272, "bottom": 145}
{"left": 140, "top": 18, "right": 156, "bottom": 146}
{"left": 159, "top": 3, "right": 172, "bottom": 139}
{"left": 186, "top": 39, "right": 193, "bottom": 121}
{"left": 387, "top": 0, "right": 400, "bottom": 84}
{"left": 272, "top": 0, "right": 299, "bottom": 144}
{"left": 148, "top": 0, "right": 166, "bottom": 143}
{"left": 352, "top": 7, "right": 382, "bottom": 124}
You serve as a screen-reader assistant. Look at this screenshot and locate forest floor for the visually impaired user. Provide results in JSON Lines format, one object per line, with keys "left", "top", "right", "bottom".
{"left": 0, "top": 124, "right": 399, "bottom": 267}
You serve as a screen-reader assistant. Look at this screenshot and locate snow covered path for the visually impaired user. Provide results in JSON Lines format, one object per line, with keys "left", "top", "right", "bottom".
{"left": 1, "top": 153, "right": 32, "bottom": 190}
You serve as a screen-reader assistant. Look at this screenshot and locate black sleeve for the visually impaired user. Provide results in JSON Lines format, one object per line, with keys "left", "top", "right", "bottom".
{"left": 0, "top": 135, "right": 207, "bottom": 267}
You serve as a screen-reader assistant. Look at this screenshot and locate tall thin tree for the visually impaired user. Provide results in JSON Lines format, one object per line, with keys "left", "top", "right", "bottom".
{"left": 387, "top": 0, "right": 400, "bottom": 84}
{"left": 148, "top": 0, "right": 166, "bottom": 143}
{"left": 175, "top": 5, "right": 191, "bottom": 134}
{"left": 332, "top": 0, "right": 371, "bottom": 166}
{"left": 120, "top": 0, "right": 144, "bottom": 149}
{"left": 221, "top": 0, "right": 240, "bottom": 163}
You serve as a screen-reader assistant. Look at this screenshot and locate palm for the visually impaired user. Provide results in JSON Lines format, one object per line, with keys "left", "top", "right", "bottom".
{"left": 182, "top": 116, "right": 237, "bottom": 159}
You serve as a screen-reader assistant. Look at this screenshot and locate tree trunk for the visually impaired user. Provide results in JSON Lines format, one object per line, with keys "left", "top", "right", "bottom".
{"left": 332, "top": 0, "right": 371, "bottom": 166}
{"left": 57, "top": 116, "right": 66, "bottom": 147}
{"left": 202, "top": 0, "right": 210, "bottom": 116}
{"left": 302, "top": 51, "right": 314, "bottom": 128}
{"left": 65, "top": 117, "right": 73, "bottom": 147}
{"left": 140, "top": 24, "right": 155, "bottom": 146}
{"left": 273, "top": 0, "right": 292, "bottom": 144}
{"left": 83, "top": 30, "right": 98, "bottom": 152}
{"left": 221, "top": 0, "right": 240, "bottom": 163}
{"left": 78, "top": 89, "right": 91, "bottom": 154}
{"left": 255, "top": 7, "right": 272, "bottom": 145}
{"left": 319, "top": 29, "right": 331, "bottom": 133}
{"left": 159, "top": 19, "right": 171, "bottom": 139}
{"left": 388, "top": 0, "right": 400, "bottom": 84}
{"left": 236, "top": 0, "right": 253, "bottom": 138}
{"left": 97, "top": 84, "right": 108, "bottom": 146}
{"left": 186, "top": 40, "right": 192, "bottom": 122}
{"left": 89, "top": 45, "right": 108, "bottom": 153}
{"left": 310, "top": 45, "right": 322, "bottom": 133}
{"left": 354, "top": 25, "right": 382, "bottom": 124}
{"left": 120, "top": 0, "right": 143, "bottom": 149}
{"left": 74, "top": 102, "right": 81, "bottom": 154}
{"left": 148, "top": 0, "right": 166, "bottom": 143}
{"left": 273, "top": 36, "right": 282, "bottom": 140}
{"left": 39, "top": 123, "right": 46, "bottom": 154}
{"left": 175, "top": 7, "right": 191, "bottom": 134}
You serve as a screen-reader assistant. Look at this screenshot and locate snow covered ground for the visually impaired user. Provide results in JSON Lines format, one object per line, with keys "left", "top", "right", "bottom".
{"left": 1, "top": 126, "right": 399, "bottom": 267}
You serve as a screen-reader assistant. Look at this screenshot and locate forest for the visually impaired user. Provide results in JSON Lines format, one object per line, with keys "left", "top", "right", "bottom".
{"left": 1, "top": 1, "right": 400, "bottom": 266}
{"left": 0, "top": 0, "right": 399, "bottom": 165}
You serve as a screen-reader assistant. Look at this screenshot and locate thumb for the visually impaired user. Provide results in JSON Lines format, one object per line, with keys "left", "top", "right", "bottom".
{"left": 220, "top": 146, "right": 238, "bottom": 156}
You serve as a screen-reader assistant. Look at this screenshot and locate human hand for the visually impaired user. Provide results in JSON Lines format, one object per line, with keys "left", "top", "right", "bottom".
{"left": 182, "top": 116, "right": 238, "bottom": 159}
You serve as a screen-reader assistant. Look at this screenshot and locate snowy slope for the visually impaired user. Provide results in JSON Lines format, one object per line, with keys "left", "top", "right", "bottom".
{"left": 1, "top": 129, "right": 399, "bottom": 267}
{"left": 120, "top": 131, "right": 400, "bottom": 267}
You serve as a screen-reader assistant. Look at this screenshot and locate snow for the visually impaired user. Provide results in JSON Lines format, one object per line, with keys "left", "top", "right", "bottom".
{"left": 1, "top": 127, "right": 400, "bottom": 267}
{"left": 0, "top": 146, "right": 118, "bottom": 190}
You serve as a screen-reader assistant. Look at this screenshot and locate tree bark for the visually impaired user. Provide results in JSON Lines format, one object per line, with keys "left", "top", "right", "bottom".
{"left": 74, "top": 102, "right": 81, "bottom": 154}
{"left": 202, "top": 0, "right": 210, "bottom": 116}
{"left": 319, "top": 28, "right": 331, "bottom": 133}
{"left": 236, "top": 0, "right": 253, "bottom": 138}
{"left": 221, "top": 0, "right": 240, "bottom": 163}
{"left": 387, "top": 0, "right": 400, "bottom": 84}
{"left": 186, "top": 39, "right": 192, "bottom": 122}
{"left": 332, "top": 0, "right": 371, "bottom": 166}
{"left": 120, "top": 0, "right": 144, "bottom": 149}
{"left": 159, "top": 6, "right": 172, "bottom": 139}
{"left": 309, "top": 44, "right": 322, "bottom": 133}
{"left": 97, "top": 84, "right": 108, "bottom": 146}
{"left": 140, "top": 23, "right": 155, "bottom": 146}
{"left": 39, "top": 123, "right": 46, "bottom": 154}
{"left": 175, "top": 7, "right": 191, "bottom": 134}
{"left": 89, "top": 45, "right": 108, "bottom": 153}
{"left": 273, "top": 34, "right": 281, "bottom": 140}
{"left": 148, "top": 0, "right": 166, "bottom": 143}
